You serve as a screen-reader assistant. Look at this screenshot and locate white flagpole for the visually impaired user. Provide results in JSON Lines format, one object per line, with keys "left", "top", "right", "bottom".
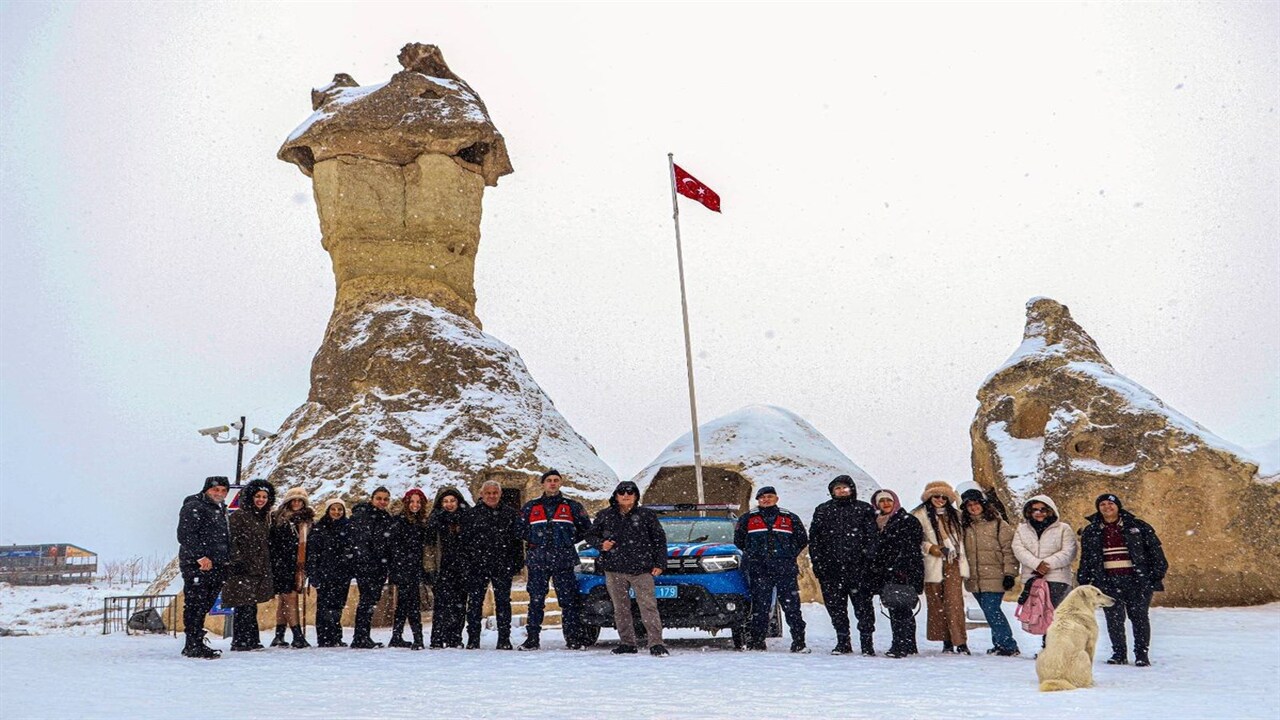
{"left": 667, "top": 153, "right": 706, "bottom": 507}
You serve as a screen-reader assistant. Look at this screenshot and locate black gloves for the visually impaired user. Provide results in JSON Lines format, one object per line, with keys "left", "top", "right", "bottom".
{"left": 1003, "top": 575, "right": 1015, "bottom": 591}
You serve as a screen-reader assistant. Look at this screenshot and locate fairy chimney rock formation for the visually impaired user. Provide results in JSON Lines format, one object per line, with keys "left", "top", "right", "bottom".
{"left": 972, "top": 297, "right": 1279, "bottom": 606}
{"left": 243, "top": 43, "right": 615, "bottom": 508}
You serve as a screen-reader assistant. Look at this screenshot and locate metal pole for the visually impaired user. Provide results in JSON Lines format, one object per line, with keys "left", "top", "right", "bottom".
{"left": 234, "top": 415, "right": 246, "bottom": 486}
{"left": 667, "top": 153, "right": 706, "bottom": 507}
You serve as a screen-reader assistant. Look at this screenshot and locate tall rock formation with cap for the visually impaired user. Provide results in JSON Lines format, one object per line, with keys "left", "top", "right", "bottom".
{"left": 246, "top": 43, "right": 616, "bottom": 507}
{"left": 972, "top": 297, "right": 1279, "bottom": 606}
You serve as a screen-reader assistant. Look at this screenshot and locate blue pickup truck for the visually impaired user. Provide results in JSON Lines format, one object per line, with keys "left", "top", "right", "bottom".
{"left": 574, "top": 504, "right": 779, "bottom": 649}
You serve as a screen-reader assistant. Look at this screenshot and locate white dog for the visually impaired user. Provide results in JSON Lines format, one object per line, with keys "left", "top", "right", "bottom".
{"left": 1037, "top": 584, "right": 1116, "bottom": 692}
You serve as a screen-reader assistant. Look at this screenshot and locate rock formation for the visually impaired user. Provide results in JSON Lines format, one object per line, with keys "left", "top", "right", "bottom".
{"left": 245, "top": 43, "right": 616, "bottom": 507}
{"left": 972, "top": 297, "right": 1279, "bottom": 606}
{"left": 633, "top": 404, "right": 881, "bottom": 602}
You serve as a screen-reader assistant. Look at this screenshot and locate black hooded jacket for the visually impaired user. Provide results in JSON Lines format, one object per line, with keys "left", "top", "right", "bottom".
{"left": 1078, "top": 508, "right": 1168, "bottom": 591}
{"left": 586, "top": 481, "right": 668, "bottom": 575}
{"left": 463, "top": 499, "right": 525, "bottom": 577}
{"left": 389, "top": 493, "right": 431, "bottom": 586}
{"left": 349, "top": 501, "right": 394, "bottom": 581}
{"left": 307, "top": 510, "right": 354, "bottom": 588}
{"left": 426, "top": 489, "right": 473, "bottom": 579}
{"left": 177, "top": 478, "right": 231, "bottom": 571}
{"left": 809, "top": 478, "right": 879, "bottom": 586}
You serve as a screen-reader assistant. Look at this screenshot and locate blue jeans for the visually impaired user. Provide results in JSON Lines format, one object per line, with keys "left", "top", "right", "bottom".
{"left": 973, "top": 591, "right": 1018, "bottom": 652}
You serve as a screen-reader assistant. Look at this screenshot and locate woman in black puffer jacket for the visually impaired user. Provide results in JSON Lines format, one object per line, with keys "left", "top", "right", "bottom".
{"left": 427, "top": 488, "right": 472, "bottom": 649}
{"left": 388, "top": 488, "right": 431, "bottom": 650}
{"left": 307, "top": 498, "right": 354, "bottom": 647}
{"left": 869, "top": 489, "right": 925, "bottom": 659}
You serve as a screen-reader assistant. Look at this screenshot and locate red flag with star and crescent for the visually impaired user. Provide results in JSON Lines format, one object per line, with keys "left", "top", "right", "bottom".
{"left": 673, "top": 164, "right": 721, "bottom": 213}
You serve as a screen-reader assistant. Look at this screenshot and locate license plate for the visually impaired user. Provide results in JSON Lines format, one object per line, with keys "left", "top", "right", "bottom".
{"left": 630, "top": 585, "right": 678, "bottom": 599}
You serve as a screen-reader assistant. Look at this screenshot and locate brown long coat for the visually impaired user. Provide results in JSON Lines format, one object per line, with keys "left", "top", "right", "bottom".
{"left": 221, "top": 481, "right": 276, "bottom": 606}
{"left": 962, "top": 515, "right": 1017, "bottom": 593}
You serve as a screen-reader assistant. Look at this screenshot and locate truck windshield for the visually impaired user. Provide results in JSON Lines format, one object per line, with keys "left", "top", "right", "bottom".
{"left": 659, "top": 519, "right": 736, "bottom": 544}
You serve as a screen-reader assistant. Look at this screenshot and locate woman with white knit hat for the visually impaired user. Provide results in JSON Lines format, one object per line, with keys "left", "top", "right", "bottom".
{"left": 912, "top": 481, "right": 970, "bottom": 654}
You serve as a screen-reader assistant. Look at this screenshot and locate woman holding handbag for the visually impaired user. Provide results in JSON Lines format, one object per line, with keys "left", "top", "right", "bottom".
{"left": 1012, "top": 494, "right": 1078, "bottom": 612}
{"left": 870, "top": 489, "right": 924, "bottom": 659}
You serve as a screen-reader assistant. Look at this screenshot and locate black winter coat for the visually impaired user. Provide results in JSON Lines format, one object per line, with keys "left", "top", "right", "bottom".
{"left": 307, "top": 516, "right": 354, "bottom": 588}
{"left": 177, "top": 492, "right": 230, "bottom": 572}
{"left": 269, "top": 504, "right": 315, "bottom": 595}
{"left": 870, "top": 509, "right": 925, "bottom": 593}
{"left": 809, "top": 497, "right": 879, "bottom": 586}
{"left": 389, "top": 514, "right": 430, "bottom": 586}
{"left": 1077, "top": 510, "right": 1168, "bottom": 592}
{"left": 427, "top": 505, "right": 472, "bottom": 579}
{"left": 349, "top": 502, "right": 394, "bottom": 581}
{"left": 463, "top": 502, "right": 525, "bottom": 577}
{"left": 221, "top": 479, "right": 276, "bottom": 606}
{"left": 586, "top": 503, "right": 668, "bottom": 575}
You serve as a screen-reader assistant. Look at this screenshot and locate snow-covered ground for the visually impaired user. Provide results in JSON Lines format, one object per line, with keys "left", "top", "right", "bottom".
{"left": 1, "top": 600, "right": 1275, "bottom": 719}
{"left": 0, "top": 580, "right": 155, "bottom": 635}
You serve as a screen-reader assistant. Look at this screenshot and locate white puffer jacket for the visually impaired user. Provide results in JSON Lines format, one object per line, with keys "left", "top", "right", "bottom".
{"left": 912, "top": 506, "right": 970, "bottom": 584}
{"left": 1012, "top": 494, "right": 1078, "bottom": 585}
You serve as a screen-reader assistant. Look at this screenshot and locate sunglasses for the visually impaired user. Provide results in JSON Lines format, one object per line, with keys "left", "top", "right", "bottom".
{"left": 616, "top": 489, "right": 637, "bottom": 495}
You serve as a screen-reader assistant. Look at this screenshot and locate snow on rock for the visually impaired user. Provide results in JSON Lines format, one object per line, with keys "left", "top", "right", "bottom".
{"left": 632, "top": 404, "right": 879, "bottom": 522}
{"left": 1244, "top": 437, "right": 1280, "bottom": 483}
{"left": 972, "top": 297, "right": 1280, "bottom": 606}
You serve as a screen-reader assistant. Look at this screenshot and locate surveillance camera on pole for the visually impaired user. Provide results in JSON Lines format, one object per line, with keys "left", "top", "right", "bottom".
{"left": 198, "top": 415, "right": 279, "bottom": 486}
{"left": 198, "top": 425, "right": 230, "bottom": 438}
{"left": 251, "top": 428, "right": 276, "bottom": 442}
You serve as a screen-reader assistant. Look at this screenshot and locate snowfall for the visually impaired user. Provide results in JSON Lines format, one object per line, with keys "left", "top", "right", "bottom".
{"left": 0, "top": 582, "right": 1276, "bottom": 719}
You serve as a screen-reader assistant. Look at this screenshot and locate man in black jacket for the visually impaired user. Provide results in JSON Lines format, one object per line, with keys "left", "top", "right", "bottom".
{"left": 1077, "top": 493, "right": 1168, "bottom": 667}
{"left": 586, "top": 480, "right": 670, "bottom": 657}
{"left": 464, "top": 481, "right": 525, "bottom": 649}
{"left": 348, "top": 486, "right": 394, "bottom": 649}
{"left": 519, "top": 469, "right": 593, "bottom": 651}
{"left": 734, "top": 486, "right": 810, "bottom": 653}
{"left": 809, "top": 475, "right": 879, "bottom": 656}
{"left": 176, "top": 475, "right": 231, "bottom": 658}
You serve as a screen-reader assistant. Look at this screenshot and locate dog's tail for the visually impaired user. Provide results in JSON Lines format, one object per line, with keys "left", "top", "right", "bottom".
{"left": 1039, "top": 679, "right": 1078, "bottom": 693}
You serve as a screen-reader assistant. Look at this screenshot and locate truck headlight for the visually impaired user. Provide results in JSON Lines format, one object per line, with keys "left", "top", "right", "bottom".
{"left": 698, "top": 555, "right": 740, "bottom": 572}
{"left": 575, "top": 557, "right": 597, "bottom": 574}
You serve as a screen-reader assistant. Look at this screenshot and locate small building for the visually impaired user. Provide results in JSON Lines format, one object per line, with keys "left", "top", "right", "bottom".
{"left": 0, "top": 544, "right": 98, "bottom": 585}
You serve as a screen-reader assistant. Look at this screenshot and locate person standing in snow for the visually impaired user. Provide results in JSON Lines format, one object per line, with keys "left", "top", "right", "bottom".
{"left": 519, "top": 469, "right": 593, "bottom": 651}
{"left": 586, "top": 480, "right": 670, "bottom": 657}
{"left": 222, "top": 478, "right": 276, "bottom": 652}
{"left": 912, "top": 481, "right": 971, "bottom": 654}
{"left": 427, "top": 487, "right": 473, "bottom": 648}
{"left": 809, "top": 475, "right": 879, "bottom": 655}
{"left": 388, "top": 488, "right": 430, "bottom": 650}
{"left": 960, "top": 487, "right": 1020, "bottom": 657}
{"left": 348, "top": 486, "right": 394, "bottom": 649}
{"left": 463, "top": 480, "right": 525, "bottom": 650}
{"left": 870, "top": 489, "right": 923, "bottom": 658}
{"left": 269, "top": 487, "right": 315, "bottom": 648}
{"left": 176, "top": 475, "right": 232, "bottom": 659}
{"left": 1077, "top": 493, "right": 1167, "bottom": 667}
{"left": 1012, "top": 494, "right": 1078, "bottom": 613}
{"left": 734, "top": 486, "right": 810, "bottom": 653}
{"left": 307, "top": 498, "right": 355, "bottom": 647}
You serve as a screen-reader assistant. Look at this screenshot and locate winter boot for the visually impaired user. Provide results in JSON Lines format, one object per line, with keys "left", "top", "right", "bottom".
{"left": 517, "top": 631, "right": 540, "bottom": 651}
{"left": 942, "top": 640, "right": 954, "bottom": 653}
{"left": 831, "top": 637, "right": 853, "bottom": 655}
{"left": 955, "top": 643, "right": 970, "bottom": 655}
{"left": 466, "top": 635, "right": 481, "bottom": 650}
{"left": 411, "top": 629, "right": 425, "bottom": 651}
{"left": 649, "top": 644, "right": 670, "bottom": 657}
{"left": 790, "top": 634, "right": 811, "bottom": 654}
{"left": 290, "top": 625, "right": 311, "bottom": 649}
{"left": 884, "top": 644, "right": 908, "bottom": 659}
{"left": 860, "top": 634, "right": 876, "bottom": 656}
{"left": 350, "top": 635, "right": 383, "bottom": 649}
{"left": 1135, "top": 651, "right": 1151, "bottom": 667}
{"left": 388, "top": 619, "right": 410, "bottom": 648}
{"left": 1106, "top": 652, "right": 1128, "bottom": 665}
{"left": 496, "top": 630, "right": 513, "bottom": 650}
{"left": 270, "top": 624, "right": 289, "bottom": 648}
{"left": 612, "top": 644, "right": 638, "bottom": 654}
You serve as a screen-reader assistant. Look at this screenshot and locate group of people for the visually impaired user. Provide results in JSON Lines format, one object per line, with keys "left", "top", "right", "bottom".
{"left": 176, "top": 470, "right": 1167, "bottom": 665}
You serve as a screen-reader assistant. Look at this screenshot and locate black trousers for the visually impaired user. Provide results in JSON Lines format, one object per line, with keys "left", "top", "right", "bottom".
{"left": 315, "top": 581, "right": 349, "bottom": 646}
{"left": 748, "top": 568, "right": 806, "bottom": 642}
{"left": 231, "top": 605, "right": 259, "bottom": 647}
{"left": 888, "top": 605, "right": 917, "bottom": 653}
{"left": 466, "top": 572, "right": 514, "bottom": 641}
{"left": 1102, "top": 577, "right": 1154, "bottom": 657}
{"left": 392, "top": 581, "right": 423, "bottom": 636}
{"left": 817, "top": 574, "right": 875, "bottom": 641}
{"left": 181, "top": 567, "right": 225, "bottom": 647}
{"left": 353, "top": 575, "right": 385, "bottom": 641}
{"left": 430, "top": 570, "right": 468, "bottom": 646}
{"left": 525, "top": 564, "right": 581, "bottom": 639}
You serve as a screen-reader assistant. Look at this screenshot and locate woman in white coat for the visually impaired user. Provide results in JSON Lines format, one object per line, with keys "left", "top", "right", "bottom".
{"left": 912, "top": 481, "right": 970, "bottom": 654}
{"left": 1012, "top": 494, "right": 1078, "bottom": 610}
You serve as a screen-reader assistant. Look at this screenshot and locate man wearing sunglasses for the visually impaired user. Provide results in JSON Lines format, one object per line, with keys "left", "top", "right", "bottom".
{"left": 586, "top": 480, "right": 670, "bottom": 656}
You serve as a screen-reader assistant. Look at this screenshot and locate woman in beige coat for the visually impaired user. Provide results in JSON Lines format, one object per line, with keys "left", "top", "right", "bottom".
{"left": 912, "top": 481, "right": 969, "bottom": 654}
{"left": 960, "top": 488, "right": 1020, "bottom": 656}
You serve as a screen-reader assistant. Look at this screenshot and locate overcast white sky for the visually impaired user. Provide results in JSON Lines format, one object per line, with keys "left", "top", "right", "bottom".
{"left": 2, "top": 2, "right": 1277, "bottom": 561}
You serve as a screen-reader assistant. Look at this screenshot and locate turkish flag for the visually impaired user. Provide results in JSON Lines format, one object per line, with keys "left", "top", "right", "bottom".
{"left": 674, "top": 164, "right": 721, "bottom": 213}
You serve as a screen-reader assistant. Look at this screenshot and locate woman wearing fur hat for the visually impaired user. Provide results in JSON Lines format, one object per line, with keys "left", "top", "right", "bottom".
{"left": 870, "top": 489, "right": 924, "bottom": 658}
{"left": 427, "top": 487, "right": 473, "bottom": 648}
{"left": 388, "top": 488, "right": 430, "bottom": 650}
{"left": 912, "top": 481, "right": 970, "bottom": 654}
{"left": 1012, "top": 494, "right": 1077, "bottom": 614}
{"left": 960, "top": 488, "right": 1019, "bottom": 656}
{"left": 223, "top": 478, "right": 276, "bottom": 651}
{"left": 307, "top": 498, "right": 354, "bottom": 647}
{"left": 269, "top": 487, "right": 315, "bottom": 648}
